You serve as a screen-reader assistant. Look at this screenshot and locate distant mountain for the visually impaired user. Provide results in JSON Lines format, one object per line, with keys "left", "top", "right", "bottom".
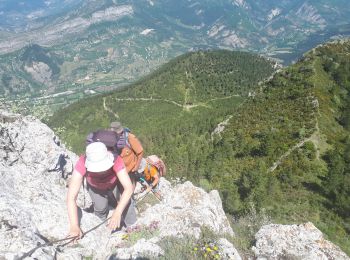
{"left": 1, "top": 0, "right": 350, "bottom": 53}
{"left": 0, "top": 0, "right": 82, "bottom": 32}
{"left": 0, "top": 44, "right": 63, "bottom": 98}
{"left": 48, "top": 39, "right": 350, "bottom": 254}
{"left": 1, "top": 0, "right": 350, "bottom": 107}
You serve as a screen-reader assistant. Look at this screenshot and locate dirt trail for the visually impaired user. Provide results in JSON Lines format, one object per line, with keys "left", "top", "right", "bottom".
{"left": 103, "top": 97, "right": 119, "bottom": 119}
{"left": 268, "top": 120, "right": 320, "bottom": 173}
{"left": 114, "top": 95, "right": 240, "bottom": 110}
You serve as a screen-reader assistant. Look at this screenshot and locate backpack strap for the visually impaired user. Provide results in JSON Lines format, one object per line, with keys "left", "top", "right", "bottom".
{"left": 115, "top": 128, "right": 132, "bottom": 153}
{"left": 124, "top": 128, "right": 131, "bottom": 149}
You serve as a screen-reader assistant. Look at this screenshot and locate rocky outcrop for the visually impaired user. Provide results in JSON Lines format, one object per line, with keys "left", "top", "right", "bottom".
{"left": 137, "top": 180, "right": 234, "bottom": 238}
{"left": 252, "top": 222, "right": 350, "bottom": 260}
{"left": 295, "top": 3, "right": 326, "bottom": 27}
{"left": 24, "top": 62, "right": 53, "bottom": 84}
{"left": 0, "top": 111, "right": 81, "bottom": 259}
{"left": 207, "top": 23, "right": 249, "bottom": 48}
{"left": 108, "top": 179, "right": 240, "bottom": 260}
{"left": 0, "top": 111, "right": 238, "bottom": 259}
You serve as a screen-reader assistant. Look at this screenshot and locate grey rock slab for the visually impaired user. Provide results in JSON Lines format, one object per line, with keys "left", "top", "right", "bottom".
{"left": 252, "top": 222, "right": 350, "bottom": 260}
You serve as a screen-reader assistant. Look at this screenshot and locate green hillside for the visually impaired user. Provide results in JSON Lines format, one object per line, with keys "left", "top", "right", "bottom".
{"left": 48, "top": 44, "right": 350, "bottom": 254}
{"left": 112, "top": 51, "right": 274, "bottom": 102}
{"left": 208, "top": 40, "right": 350, "bottom": 252}
{"left": 48, "top": 50, "right": 274, "bottom": 154}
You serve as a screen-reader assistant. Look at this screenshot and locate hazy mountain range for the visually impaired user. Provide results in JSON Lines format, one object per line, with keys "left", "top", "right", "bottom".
{"left": 1, "top": 0, "right": 349, "bottom": 53}
{"left": 0, "top": 0, "right": 350, "bottom": 107}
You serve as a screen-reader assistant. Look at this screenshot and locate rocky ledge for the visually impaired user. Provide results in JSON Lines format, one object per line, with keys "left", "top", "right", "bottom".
{"left": 253, "top": 222, "right": 349, "bottom": 260}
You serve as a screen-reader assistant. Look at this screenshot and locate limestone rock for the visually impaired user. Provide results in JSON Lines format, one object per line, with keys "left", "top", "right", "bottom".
{"left": 218, "top": 238, "right": 242, "bottom": 260}
{"left": 0, "top": 111, "right": 116, "bottom": 259}
{"left": 137, "top": 180, "right": 234, "bottom": 239}
{"left": 24, "top": 61, "right": 53, "bottom": 84}
{"left": 252, "top": 222, "right": 350, "bottom": 260}
{"left": 111, "top": 238, "right": 164, "bottom": 259}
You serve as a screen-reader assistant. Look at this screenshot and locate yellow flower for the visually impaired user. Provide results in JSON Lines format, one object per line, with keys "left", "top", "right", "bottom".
{"left": 215, "top": 254, "right": 220, "bottom": 259}
{"left": 204, "top": 253, "right": 207, "bottom": 257}
{"left": 213, "top": 246, "right": 218, "bottom": 251}
{"left": 206, "top": 247, "right": 212, "bottom": 252}
{"left": 194, "top": 247, "right": 198, "bottom": 251}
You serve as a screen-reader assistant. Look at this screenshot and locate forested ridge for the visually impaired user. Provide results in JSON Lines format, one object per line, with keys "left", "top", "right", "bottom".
{"left": 48, "top": 50, "right": 274, "bottom": 154}
{"left": 48, "top": 44, "right": 350, "bottom": 253}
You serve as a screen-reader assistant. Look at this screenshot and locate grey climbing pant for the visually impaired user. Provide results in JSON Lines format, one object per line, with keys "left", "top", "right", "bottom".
{"left": 87, "top": 184, "right": 137, "bottom": 227}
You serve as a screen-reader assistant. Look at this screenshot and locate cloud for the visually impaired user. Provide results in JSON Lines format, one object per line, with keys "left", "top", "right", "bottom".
{"left": 27, "top": 9, "right": 45, "bottom": 19}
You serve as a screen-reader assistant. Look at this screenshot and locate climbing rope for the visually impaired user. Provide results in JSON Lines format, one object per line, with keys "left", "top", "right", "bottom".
{"left": 135, "top": 178, "right": 163, "bottom": 202}
{"left": 135, "top": 188, "right": 162, "bottom": 204}
{"left": 18, "top": 216, "right": 111, "bottom": 259}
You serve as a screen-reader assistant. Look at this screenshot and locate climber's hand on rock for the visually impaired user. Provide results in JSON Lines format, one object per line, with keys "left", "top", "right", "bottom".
{"left": 108, "top": 210, "right": 122, "bottom": 231}
{"left": 67, "top": 226, "right": 83, "bottom": 243}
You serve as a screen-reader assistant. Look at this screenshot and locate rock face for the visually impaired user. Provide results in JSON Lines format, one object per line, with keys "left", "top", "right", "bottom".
{"left": 0, "top": 111, "right": 82, "bottom": 259}
{"left": 0, "top": 111, "right": 238, "bottom": 259}
{"left": 252, "top": 222, "right": 350, "bottom": 260}
{"left": 137, "top": 181, "right": 234, "bottom": 239}
{"left": 24, "top": 62, "right": 53, "bottom": 84}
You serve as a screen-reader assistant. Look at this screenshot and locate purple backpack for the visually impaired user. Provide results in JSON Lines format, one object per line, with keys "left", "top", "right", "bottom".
{"left": 86, "top": 130, "right": 118, "bottom": 149}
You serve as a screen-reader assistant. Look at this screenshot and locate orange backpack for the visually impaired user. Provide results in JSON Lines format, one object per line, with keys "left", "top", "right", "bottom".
{"left": 146, "top": 155, "right": 166, "bottom": 177}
